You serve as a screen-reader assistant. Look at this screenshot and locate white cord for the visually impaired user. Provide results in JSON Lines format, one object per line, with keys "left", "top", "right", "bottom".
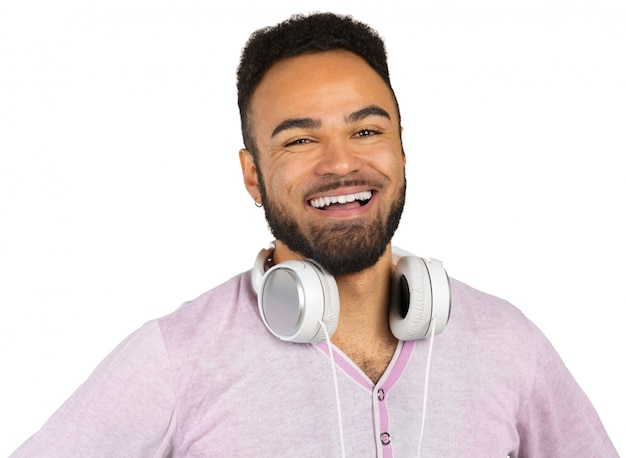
{"left": 417, "top": 315, "right": 437, "bottom": 458}
{"left": 319, "top": 320, "right": 346, "bottom": 458}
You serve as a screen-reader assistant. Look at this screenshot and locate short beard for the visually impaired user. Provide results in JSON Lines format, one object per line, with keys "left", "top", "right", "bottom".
{"left": 258, "top": 171, "right": 406, "bottom": 276}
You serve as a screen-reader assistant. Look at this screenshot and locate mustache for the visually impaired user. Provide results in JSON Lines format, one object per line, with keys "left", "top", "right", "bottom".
{"left": 304, "top": 174, "right": 387, "bottom": 196}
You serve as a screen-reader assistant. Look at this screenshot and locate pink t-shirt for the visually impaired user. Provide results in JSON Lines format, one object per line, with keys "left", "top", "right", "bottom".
{"left": 11, "top": 272, "right": 618, "bottom": 457}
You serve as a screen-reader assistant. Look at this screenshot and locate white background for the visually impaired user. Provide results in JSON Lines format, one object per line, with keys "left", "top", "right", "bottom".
{"left": 1, "top": 0, "right": 624, "bottom": 454}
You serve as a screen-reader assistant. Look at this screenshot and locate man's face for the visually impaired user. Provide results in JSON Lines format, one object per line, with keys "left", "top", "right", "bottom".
{"left": 242, "top": 50, "right": 406, "bottom": 275}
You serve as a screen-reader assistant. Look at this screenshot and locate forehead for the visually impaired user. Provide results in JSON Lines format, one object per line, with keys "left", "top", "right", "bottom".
{"left": 249, "top": 50, "right": 397, "bottom": 132}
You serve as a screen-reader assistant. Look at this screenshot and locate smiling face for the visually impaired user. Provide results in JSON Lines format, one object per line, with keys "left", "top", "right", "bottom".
{"left": 241, "top": 50, "right": 406, "bottom": 275}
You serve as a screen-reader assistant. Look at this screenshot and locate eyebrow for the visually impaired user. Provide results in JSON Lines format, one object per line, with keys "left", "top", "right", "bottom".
{"left": 346, "top": 105, "right": 391, "bottom": 123}
{"left": 270, "top": 105, "right": 392, "bottom": 138}
{"left": 271, "top": 118, "right": 321, "bottom": 138}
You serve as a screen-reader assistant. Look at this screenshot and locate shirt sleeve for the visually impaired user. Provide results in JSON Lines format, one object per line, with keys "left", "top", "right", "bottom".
{"left": 515, "top": 326, "right": 618, "bottom": 457}
{"left": 10, "top": 320, "right": 177, "bottom": 458}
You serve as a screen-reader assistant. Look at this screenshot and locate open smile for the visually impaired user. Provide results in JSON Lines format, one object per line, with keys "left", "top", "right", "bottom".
{"left": 309, "top": 190, "right": 373, "bottom": 209}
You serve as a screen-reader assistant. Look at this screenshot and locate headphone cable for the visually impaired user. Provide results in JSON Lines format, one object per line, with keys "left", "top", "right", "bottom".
{"left": 417, "top": 314, "right": 437, "bottom": 457}
{"left": 320, "top": 320, "right": 347, "bottom": 458}
{"left": 320, "top": 315, "right": 436, "bottom": 458}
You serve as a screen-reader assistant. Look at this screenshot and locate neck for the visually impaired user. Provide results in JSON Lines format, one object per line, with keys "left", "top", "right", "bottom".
{"left": 332, "top": 247, "right": 399, "bottom": 382}
{"left": 331, "top": 247, "right": 394, "bottom": 339}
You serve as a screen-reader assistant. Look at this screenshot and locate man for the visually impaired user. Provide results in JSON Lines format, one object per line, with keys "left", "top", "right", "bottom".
{"left": 12, "top": 12, "right": 617, "bottom": 457}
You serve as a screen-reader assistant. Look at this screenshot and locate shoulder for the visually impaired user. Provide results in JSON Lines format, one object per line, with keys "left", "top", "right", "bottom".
{"left": 446, "top": 277, "right": 542, "bottom": 344}
{"left": 159, "top": 270, "right": 256, "bottom": 329}
{"left": 153, "top": 270, "right": 267, "bottom": 361}
{"left": 449, "top": 278, "right": 532, "bottom": 325}
{"left": 439, "top": 278, "right": 549, "bottom": 393}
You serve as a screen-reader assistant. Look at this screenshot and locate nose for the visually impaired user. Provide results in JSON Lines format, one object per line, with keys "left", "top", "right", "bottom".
{"left": 313, "top": 139, "right": 364, "bottom": 177}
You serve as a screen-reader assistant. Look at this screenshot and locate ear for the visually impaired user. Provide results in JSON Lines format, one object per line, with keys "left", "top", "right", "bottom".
{"left": 239, "top": 148, "right": 261, "bottom": 202}
{"left": 400, "top": 126, "right": 407, "bottom": 165}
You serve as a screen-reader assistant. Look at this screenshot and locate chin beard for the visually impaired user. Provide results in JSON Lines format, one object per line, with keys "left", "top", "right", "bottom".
{"left": 259, "top": 177, "right": 406, "bottom": 276}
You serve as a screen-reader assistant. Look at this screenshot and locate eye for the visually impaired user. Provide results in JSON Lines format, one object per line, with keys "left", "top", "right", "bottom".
{"left": 285, "top": 137, "right": 312, "bottom": 147}
{"left": 354, "top": 128, "right": 380, "bottom": 138}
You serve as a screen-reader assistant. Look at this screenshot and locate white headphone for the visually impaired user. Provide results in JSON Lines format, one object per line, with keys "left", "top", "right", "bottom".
{"left": 251, "top": 242, "right": 451, "bottom": 344}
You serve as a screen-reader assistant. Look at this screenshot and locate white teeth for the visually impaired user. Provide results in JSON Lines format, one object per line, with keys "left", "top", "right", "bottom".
{"left": 310, "top": 190, "right": 373, "bottom": 209}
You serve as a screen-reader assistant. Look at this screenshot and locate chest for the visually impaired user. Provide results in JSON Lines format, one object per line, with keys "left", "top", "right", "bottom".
{"left": 170, "top": 340, "right": 518, "bottom": 457}
{"left": 332, "top": 334, "right": 399, "bottom": 383}
{"left": 340, "top": 346, "right": 396, "bottom": 383}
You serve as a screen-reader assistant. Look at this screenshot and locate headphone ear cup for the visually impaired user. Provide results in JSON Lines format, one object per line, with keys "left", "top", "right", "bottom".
{"left": 389, "top": 256, "right": 433, "bottom": 340}
{"left": 258, "top": 259, "right": 340, "bottom": 344}
{"left": 251, "top": 246, "right": 273, "bottom": 295}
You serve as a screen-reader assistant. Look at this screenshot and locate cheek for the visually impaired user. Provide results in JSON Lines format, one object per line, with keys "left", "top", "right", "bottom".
{"left": 367, "top": 146, "right": 404, "bottom": 177}
{"left": 267, "top": 158, "right": 311, "bottom": 195}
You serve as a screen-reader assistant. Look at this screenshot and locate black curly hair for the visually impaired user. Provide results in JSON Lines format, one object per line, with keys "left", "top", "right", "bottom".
{"left": 237, "top": 12, "right": 399, "bottom": 160}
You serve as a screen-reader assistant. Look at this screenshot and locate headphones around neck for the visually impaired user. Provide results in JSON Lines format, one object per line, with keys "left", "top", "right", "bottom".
{"left": 251, "top": 242, "right": 451, "bottom": 344}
